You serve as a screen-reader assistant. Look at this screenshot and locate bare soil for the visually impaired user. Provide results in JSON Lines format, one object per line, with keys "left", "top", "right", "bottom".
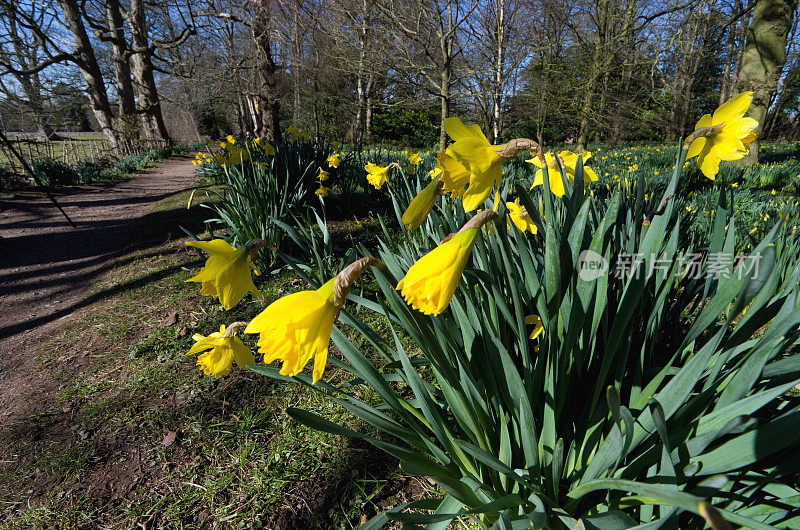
{"left": 0, "top": 156, "right": 198, "bottom": 424}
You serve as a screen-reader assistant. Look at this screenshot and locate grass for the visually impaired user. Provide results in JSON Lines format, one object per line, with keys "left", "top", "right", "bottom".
{"left": 0, "top": 137, "right": 111, "bottom": 167}
{"left": 0, "top": 187, "right": 426, "bottom": 529}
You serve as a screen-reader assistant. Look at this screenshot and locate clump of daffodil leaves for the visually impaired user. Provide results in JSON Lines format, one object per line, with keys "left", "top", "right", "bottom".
{"left": 180, "top": 93, "right": 800, "bottom": 529}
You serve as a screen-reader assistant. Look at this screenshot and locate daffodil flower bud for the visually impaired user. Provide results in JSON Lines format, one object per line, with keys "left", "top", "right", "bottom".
{"left": 401, "top": 180, "right": 443, "bottom": 231}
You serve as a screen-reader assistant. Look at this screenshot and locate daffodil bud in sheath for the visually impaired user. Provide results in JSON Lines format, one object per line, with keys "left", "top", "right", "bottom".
{"left": 245, "top": 257, "right": 380, "bottom": 383}
{"left": 402, "top": 179, "right": 443, "bottom": 231}
{"left": 397, "top": 210, "right": 497, "bottom": 315}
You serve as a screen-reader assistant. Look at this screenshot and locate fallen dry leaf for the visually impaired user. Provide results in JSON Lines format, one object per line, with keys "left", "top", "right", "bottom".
{"left": 162, "top": 431, "right": 177, "bottom": 447}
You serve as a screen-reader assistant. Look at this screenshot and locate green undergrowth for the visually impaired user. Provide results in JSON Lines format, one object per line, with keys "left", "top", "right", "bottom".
{"left": 0, "top": 188, "right": 422, "bottom": 529}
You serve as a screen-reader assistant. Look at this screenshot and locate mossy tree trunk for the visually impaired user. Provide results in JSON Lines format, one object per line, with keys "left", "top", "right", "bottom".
{"left": 737, "top": 0, "right": 798, "bottom": 164}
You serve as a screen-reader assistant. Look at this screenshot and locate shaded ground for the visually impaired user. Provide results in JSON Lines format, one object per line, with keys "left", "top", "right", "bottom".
{"left": 0, "top": 156, "right": 198, "bottom": 424}
{"left": 0, "top": 158, "right": 426, "bottom": 528}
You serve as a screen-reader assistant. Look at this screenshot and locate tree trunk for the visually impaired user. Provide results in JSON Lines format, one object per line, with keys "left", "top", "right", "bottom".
{"left": 106, "top": 0, "right": 136, "bottom": 140}
{"left": 737, "top": 0, "right": 798, "bottom": 164}
{"left": 56, "top": 0, "right": 121, "bottom": 151}
{"left": 354, "top": 0, "right": 370, "bottom": 145}
{"left": 365, "top": 74, "right": 373, "bottom": 144}
{"left": 439, "top": 68, "right": 450, "bottom": 151}
{"left": 247, "top": 94, "right": 263, "bottom": 137}
{"left": 292, "top": 4, "right": 301, "bottom": 125}
{"left": 576, "top": 0, "right": 610, "bottom": 152}
{"left": 491, "top": 0, "right": 505, "bottom": 144}
{"left": 128, "top": 0, "right": 171, "bottom": 145}
{"left": 253, "top": 0, "right": 282, "bottom": 143}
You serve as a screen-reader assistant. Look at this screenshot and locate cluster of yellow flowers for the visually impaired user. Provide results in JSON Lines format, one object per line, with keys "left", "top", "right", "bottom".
{"left": 315, "top": 152, "right": 341, "bottom": 197}
{"left": 184, "top": 92, "right": 759, "bottom": 383}
{"left": 198, "top": 134, "right": 277, "bottom": 169}
{"left": 192, "top": 151, "right": 210, "bottom": 166}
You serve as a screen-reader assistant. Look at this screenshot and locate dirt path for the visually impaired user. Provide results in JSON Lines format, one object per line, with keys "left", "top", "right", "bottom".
{"left": 0, "top": 156, "right": 198, "bottom": 421}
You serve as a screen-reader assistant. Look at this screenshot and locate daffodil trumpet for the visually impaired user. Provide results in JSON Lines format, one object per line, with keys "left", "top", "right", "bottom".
{"left": 245, "top": 256, "right": 381, "bottom": 383}
{"left": 397, "top": 210, "right": 498, "bottom": 315}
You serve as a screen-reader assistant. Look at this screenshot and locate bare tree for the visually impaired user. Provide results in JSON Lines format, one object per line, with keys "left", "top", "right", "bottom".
{"left": 0, "top": 3, "right": 63, "bottom": 140}
{"left": 376, "top": 0, "right": 479, "bottom": 150}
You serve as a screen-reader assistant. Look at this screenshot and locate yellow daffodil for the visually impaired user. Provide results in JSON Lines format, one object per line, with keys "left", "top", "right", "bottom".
{"left": 402, "top": 180, "right": 442, "bottom": 231}
{"left": 397, "top": 212, "right": 496, "bottom": 315}
{"left": 315, "top": 186, "right": 330, "bottom": 197}
{"left": 287, "top": 125, "right": 309, "bottom": 141}
{"left": 525, "top": 314, "right": 544, "bottom": 340}
{"left": 365, "top": 162, "right": 390, "bottom": 189}
{"left": 327, "top": 153, "right": 341, "bottom": 168}
{"left": 225, "top": 134, "right": 236, "bottom": 145}
{"left": 185, "top": 239, "right": 260, "bottom": 310}
{"left": 686, "top": 92, "right": 758, "bottom": 179}
{"left": 527, "top": 151, "right": 598, "bottom": 197}
{"left": 187, "top": 324, "right": 254, "bottom": 378}
{"left": 263, "top": 143, "right": 276, "bottom": 156}
{"left": 407, "top": 151, "right": 423, "bottom": 165}
{"left": 245, "top": 257, "right": 379, "bottom": 383}
{"left": 506, "top": 199, "right": 537, "bottom": 234}
{"left": 226, "top": 147, "right": 250, "bottom": 166}
{"left": 443, "top": 117, "right": 505, "bottom": 212}
{"left": 434, "top": 150, "right": 470, "bottom": 197}
{"left": 318, "top": 168, "right": 330, "bottom": 182}
{"left": 246, "top": 279, "right": 337, "bottom": 382}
